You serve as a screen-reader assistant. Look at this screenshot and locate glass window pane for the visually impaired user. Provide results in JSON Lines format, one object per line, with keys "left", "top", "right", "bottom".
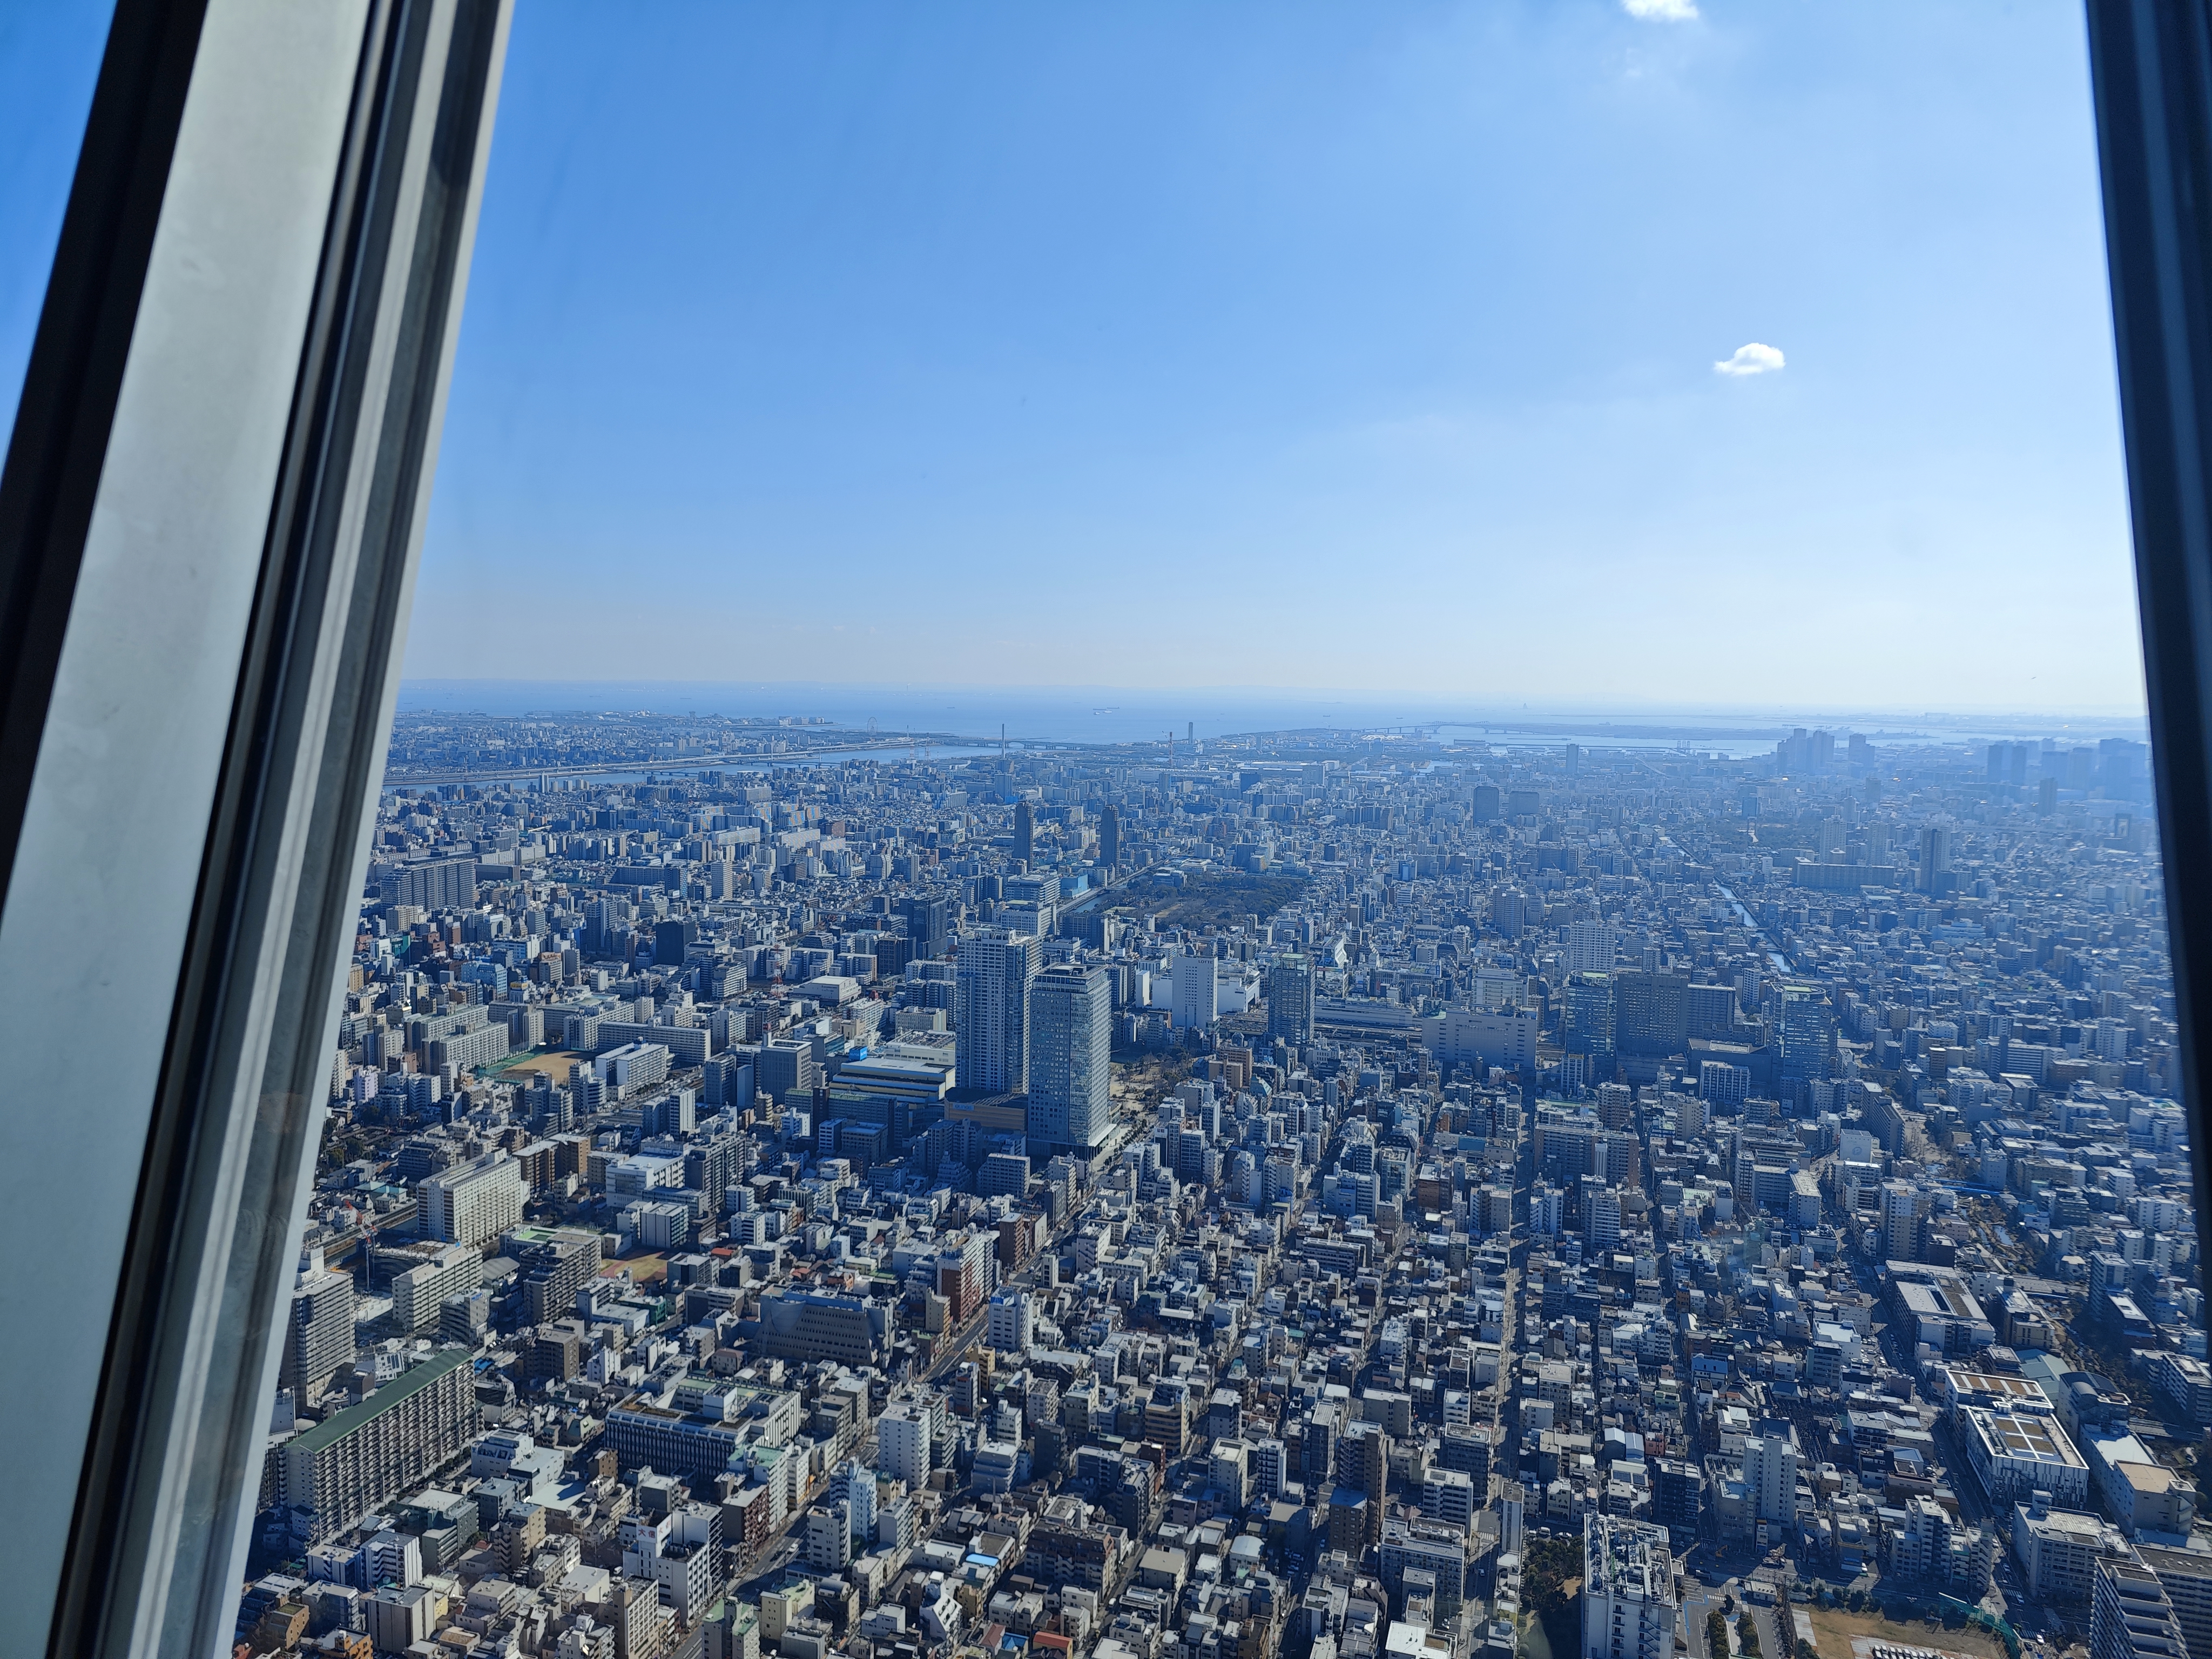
{"left": 272, "top": 2, "right": 2187, "bottom": 1642}
{"left": 0, "top": 2, "right": 117, "bottom": 436}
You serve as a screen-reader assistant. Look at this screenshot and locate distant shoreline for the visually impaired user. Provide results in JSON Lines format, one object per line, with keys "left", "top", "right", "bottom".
{"left": 395, "top": 679, "right": 2150, "bottom": 752}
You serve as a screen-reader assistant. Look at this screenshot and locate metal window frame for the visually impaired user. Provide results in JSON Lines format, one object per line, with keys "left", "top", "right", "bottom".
{"left": 0, "top": 1, "right": 508, "bottom": 1655}
{"left": 2089, "top": 1, "right": 2212, "bottom": 1233}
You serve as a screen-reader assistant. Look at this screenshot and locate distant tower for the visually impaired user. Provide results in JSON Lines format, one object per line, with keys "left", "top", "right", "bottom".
{"left": 899, "top": 894, "right": 950, "bottom": 961}
{"left": 1013, "top": 799, "right": 1035, "bottom": 867}
{"left": 1919, "top": 824, "right": 1952, "bottom": 893}
{"left": 1267, "top": 952, "right": 1314, "bottom": 1046}
{"left": 1098, "top": 804, "right": 1121, "bottom": 867}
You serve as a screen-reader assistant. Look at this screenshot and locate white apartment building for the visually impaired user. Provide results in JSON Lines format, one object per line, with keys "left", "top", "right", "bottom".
{"left": 805, "top": 1502, "right": 853, "bottom": 1573}
{"left": 391, "top": 1242, "right": 484, "bottom": 1335}
{"left": 1166, "top": 950, "right": 1219, "bottom": 1030}
{"left": 1582, "top": 1514, "right": 1676, "bottom": 1659}
{"left": 1422, "top": 1468, "right": 1476, "bottom": 1532}
{"left": 876, "top": 1404, "right": 932, "bottom": 1487}
{"left": 1253, "top": 1437, "right": 1287, "bottom": 1499}
{"left": 987, "top": 1290, "right": 1034, "bottom": 1354}
{"left": 2013, "top": 1498, "right": 2132, "bottom": 1602}
{"left": 1743, "top": 1434, "right": 1798, "bottom": 1529}
{"left": 421, "top": 1152, "right": 525, "bottom": 1251}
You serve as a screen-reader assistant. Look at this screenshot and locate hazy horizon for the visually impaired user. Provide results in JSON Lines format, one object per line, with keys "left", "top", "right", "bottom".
{"left": 395, "top": 677, "right": 2152, "bottom": 750}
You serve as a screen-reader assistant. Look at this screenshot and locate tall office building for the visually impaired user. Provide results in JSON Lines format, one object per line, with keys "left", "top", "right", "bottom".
{"left": 1561, "top": 973, "right": 1615, "bottom": 1073}
{"left": 956, "top": 927, "right": 1042, "bottom": 1096}
{"left": 1582, "top": 1515, "right": 1677, "bottom": 1659}
{"left": 1777, "top": 983, "right": 1835, "bottom": 1094}
{"left": 1028, "top": 963, "right": 1111, "bottom": 1152}
{"left": 1920, "top": 824, "right": 1953, "bottom": 893}
{"left": 1303, "top": 1400, "right": 1343, "bottom": 1488}
{"left": 1337, "top": 1421, "right": 1391, "bottom": 1552}
{"left": 1253, "top": 1437, "right": 1288, "bottom": 1499}
{"left": 755, "top": 1037, "right": 817, "bottom": 1106}
{"left": 1614, "top": 970, "right": 1688, "bottom": 1056}
{"left": 280, "top": 1253, "right": 357, "bottom": 1399}
{"left": 1171, "top": 949, "right": 1218, "bottom": 1030}
{"left": 1339, "top": 1420, "right": 1390, "bottom": 1505}
{"left": 1267, "top": 952, "right": 1314, "bottom": 1046}
{"left": 1686, "top": 981, "right": 1737, "bottom": 1038}
{"left": 1013, "top": 799, "right": 1035, "bottom": 867}
{"left": 1097, "top": 804, "right": 1121, "bottom": 866}
{"left": 805, "top": 1501, "right": 853, "bottom": 1573}
{"left": 281, "top": 1350, "right": 478, "bottom": 1543}
{"left": 900, "top": 894, "right": 950, "bottom": 961}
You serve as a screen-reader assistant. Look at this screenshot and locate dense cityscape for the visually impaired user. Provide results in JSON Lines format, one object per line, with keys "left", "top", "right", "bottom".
{"left": 238, "top": 712, "right": 2211, "bottom": 1659}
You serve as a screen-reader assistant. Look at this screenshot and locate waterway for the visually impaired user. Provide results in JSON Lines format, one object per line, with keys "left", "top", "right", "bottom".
{"left": 1716, "top": 883, "right": 1794, "bottom": 976}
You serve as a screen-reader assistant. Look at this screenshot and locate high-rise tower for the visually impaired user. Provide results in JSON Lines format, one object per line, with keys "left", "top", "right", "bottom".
{"left": 280, "top": 1252, "right": 356, "bottom": 1400}
{"left": 1267, "top": 952, "right": 1314, "bottom": 1046}
{"left": 956, "top": 927, "right": 1041, "bottom": 1096}
{"left": 1027, "top": 963, "right": 1112, "bottom": 1152}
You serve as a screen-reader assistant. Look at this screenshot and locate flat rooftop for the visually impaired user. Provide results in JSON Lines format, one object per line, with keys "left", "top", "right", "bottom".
{"left": 1932, "top": 1367, "right": 2047, "bottom": 1406}
{"left": 1899, "top": 1280, "right": 1983, "bottom": 1320}
{"left": 1968, "top": 1407, "right": 2085, "bottom": 1469}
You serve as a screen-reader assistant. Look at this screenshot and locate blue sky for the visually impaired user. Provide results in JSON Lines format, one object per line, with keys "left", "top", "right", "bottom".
{"left": 1, "top": 2, "right": 2151, "bottom": 713}
{"left": 0, "top": 4, "right": 111, "bottom": 441}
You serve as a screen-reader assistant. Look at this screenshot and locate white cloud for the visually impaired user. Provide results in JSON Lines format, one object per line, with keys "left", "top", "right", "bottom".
{"left": 1622, "top": 0, "right": 1699, "bottom": 21}
{"left": 1714, "top": 342, "right": 1785, "bottom": 376}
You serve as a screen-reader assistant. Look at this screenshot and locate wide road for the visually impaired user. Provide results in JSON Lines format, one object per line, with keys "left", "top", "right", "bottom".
{"left": 1501, "top": 1080, "right": 1538, "bottom": 1486}
{"left": 1681, "top": 1584, "right": 1719, "bottom": 1659}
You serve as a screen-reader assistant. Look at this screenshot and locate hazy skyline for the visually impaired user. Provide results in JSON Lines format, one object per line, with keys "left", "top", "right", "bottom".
{"left": 394, "top": 679, "right": 2152, "bottom": 754}
{"left": 2, "top": 3, "right": 2152, "bottom": 713}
